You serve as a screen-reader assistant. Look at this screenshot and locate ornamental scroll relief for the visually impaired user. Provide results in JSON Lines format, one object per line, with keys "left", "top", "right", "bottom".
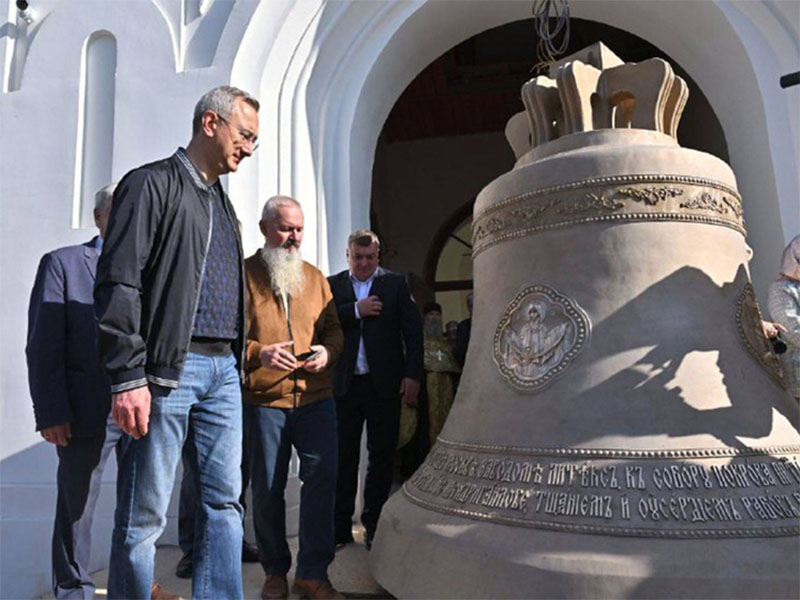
{"left": 493, "top": 285, "right": 590, "bottom": 392}
{"left": 403, "top": 442, "right": 800, "bottom": 539}
{"left": 737, "top": 283, "right": 785, "bottom": 386}
{"left": 472, "top": 175, "right": 745, "bottom": 257}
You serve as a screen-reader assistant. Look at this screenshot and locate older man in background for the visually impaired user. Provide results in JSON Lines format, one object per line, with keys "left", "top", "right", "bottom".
{"left": 244, "top": 196, "right": 344, "bottom": 600}
{"left": 26, "top": 185, "right": 176, "bottom": 599}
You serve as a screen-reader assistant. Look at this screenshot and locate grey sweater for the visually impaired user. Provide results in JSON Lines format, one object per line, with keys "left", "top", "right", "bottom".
{"left": 767, "top": 278, "right": 800, "bottom": 397}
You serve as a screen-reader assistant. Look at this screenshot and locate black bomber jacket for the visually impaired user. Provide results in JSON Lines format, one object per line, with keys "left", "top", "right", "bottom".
{"left": 94, "top": 149, "right": 246, "bottom": 393}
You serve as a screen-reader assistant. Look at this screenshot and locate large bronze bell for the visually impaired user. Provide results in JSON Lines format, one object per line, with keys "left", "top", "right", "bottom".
{"left": 371, "top": 44, "right": 800, "bottom": 599}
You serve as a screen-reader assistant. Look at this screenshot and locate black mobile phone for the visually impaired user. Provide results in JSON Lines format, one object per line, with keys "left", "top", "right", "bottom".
{"left": 772, "top": 332, "right": 788, "bottom": 355}
{"left": 295, "top": 350, "right": 319, "bottom": 361}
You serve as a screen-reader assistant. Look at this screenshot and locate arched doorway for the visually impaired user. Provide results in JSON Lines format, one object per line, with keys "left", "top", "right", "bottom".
{"left": 368, "top": 16, "right": 728, "bottom": 327}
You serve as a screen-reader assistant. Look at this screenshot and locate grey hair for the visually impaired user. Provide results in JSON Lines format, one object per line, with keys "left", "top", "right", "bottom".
{"left": 94, "top": 182, "right": 117, "bottom": 212}
{"left": 347, "top": 229, "right": 380, "bottom": 250}
{"left": 192, "top": 85, "right": 260, "bottom": 135}
{"left": 261, "top": 195, "right": 302, "bottom": 223}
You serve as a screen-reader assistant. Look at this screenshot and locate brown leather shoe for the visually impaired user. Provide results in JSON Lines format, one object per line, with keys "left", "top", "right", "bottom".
{"left": 261, "top": 574, "right": 289, "bottom": 600}
{"left": 151, "top": 582, "right": 182, "bottom": 600}
{"left": 291, "top": 578, "right": 344, "bottom": 599}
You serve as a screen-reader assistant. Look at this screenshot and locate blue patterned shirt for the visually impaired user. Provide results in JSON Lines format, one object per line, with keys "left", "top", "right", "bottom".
{"left": 176, "top": 150, "right": 241, "bottom": 341}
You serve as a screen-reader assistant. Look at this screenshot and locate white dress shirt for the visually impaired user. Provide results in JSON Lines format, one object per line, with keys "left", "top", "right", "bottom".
{"left": 350, "top": 270, "right": 377, "bottom": 375}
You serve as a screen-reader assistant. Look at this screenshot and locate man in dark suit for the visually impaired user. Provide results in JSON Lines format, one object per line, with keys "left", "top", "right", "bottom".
{"left": 25, "top": 185, "right": 175, "bottom": 599}
{"left": 328, "top": 230, "right": 423, "bottom": 549}
{"left": 26, "top": 183, "right": 120, "bottom": 598}
{"left": 26, "top": 184, "right": 175, "bottom": 600}
{"left": 454, "top": 291, "right": 474, "bottom": 368}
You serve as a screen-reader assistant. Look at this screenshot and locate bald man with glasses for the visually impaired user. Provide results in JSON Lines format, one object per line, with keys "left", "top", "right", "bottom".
{"left": 95, "top": 85, "right": 259, "bottom": 600}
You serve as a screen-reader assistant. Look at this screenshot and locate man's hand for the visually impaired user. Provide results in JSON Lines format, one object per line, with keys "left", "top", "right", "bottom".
{"left": 357, "top": 295, "right": 383, "bottom": 317}
{"left": 400, "top": 377, "right": 420, "bottom": 407}
{"left": 302, "top": 345, "right": 329, "bottom": 373}
{"left": 112, "top": 387, "right": 151, "bottom": 439}
{"left": 41, "top": 423, "right": 72, "bottom": 447}
{"left": 259, "top": 341, "right": 297, "bottom": 371}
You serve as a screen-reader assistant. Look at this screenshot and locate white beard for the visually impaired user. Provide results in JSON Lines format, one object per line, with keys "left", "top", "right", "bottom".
{"left": 260, "top": 244, "right": 305, "bottom": 298}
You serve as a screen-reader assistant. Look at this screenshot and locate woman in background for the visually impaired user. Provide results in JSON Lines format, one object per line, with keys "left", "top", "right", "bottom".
{"left": 767, "top": 235, "right": 800, "bottom": 403}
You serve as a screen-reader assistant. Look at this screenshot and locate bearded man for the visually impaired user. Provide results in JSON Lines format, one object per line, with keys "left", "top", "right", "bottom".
{"left": 244, "top": 196, "right": 344, "bottom": 600}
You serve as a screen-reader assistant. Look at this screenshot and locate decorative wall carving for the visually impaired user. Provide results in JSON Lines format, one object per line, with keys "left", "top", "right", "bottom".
{"left": 493, "top": 284, "right": 590, "bottom": 392}
{"left": 472, "top": 175, "right": 745, "bottom": 256}
{"left": 736, "top": 283, "right": 785, "bottom": 386}
{"left": 153, "top": 0, "right": 235, "bottom": 70}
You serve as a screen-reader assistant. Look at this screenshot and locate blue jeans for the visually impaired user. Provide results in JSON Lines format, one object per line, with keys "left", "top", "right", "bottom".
{"left": 178, "top": 410, "right": 251, "bottom": 556}
{"left": 246, "top": 398, "right": 337, "bottom": 581}
{"left": 108, "top": 353, "right": 243, "bottom": 600}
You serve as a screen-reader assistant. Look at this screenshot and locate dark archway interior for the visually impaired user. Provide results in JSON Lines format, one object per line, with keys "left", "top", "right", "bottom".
{"left": 370, "top": 17, "right": 729, "bottom": 323}
{"left": 379, "top": 17, "right": 728, "bottom": 157}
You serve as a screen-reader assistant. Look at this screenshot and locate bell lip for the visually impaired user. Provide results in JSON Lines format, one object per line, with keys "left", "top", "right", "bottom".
{"left": 371, "top": 494, "right": 800, "bottom": 600}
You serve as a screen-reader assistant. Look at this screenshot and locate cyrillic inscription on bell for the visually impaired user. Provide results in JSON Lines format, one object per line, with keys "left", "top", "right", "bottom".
{"left": 371, "top": 43, "right": 800, "bottom": 599}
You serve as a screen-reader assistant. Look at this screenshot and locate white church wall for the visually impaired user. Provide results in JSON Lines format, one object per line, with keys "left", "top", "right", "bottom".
{"left": 724, "top": 0, "right": 799, "bottom": 242}
{"left": 1, "top": 0, "right": 797, "bottom": 598}
{"left": 229, "top": 0, "right": 299, "bottom": 258}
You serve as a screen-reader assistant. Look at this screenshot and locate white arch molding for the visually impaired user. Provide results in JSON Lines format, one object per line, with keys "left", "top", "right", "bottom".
{"left": 231, "top": 0, "right": 798, "bottom": 297}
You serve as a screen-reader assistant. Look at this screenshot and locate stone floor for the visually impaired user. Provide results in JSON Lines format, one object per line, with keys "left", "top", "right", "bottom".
{"left": 43, "top": 527, "right": 390, "bottom": 600}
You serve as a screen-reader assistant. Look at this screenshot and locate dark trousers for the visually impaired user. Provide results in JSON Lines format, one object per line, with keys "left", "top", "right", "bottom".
{"left": 335, "top": 375, "right": 401, "bottom": 539}
{"left": 178, "top": 416, "right": 251, "bottom": 556}
{"left": 53, "top": 417, "right": 127, "bottom": 598}
{"left": 246, "top": 399, "right": 338, "bottom": 580}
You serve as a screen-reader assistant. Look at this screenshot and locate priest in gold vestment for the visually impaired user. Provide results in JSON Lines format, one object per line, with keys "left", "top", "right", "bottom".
{"left": 422, "top": 302, "right": 461, "bottom": 445}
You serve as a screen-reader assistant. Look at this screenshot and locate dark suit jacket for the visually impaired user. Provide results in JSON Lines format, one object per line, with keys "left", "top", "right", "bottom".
{"left": 328, "top": 267, "right": 423, "bottom": 399}
{"left": 454, "top": 317, "right": 471, "bottom": 367}
{"left": 26, "top": 237, "right": 111, "bottom": 435}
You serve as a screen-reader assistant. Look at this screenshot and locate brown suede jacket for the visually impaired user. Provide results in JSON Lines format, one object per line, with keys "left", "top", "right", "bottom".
{"left": 243, "top": 252, "right": 343, "bottom": 408}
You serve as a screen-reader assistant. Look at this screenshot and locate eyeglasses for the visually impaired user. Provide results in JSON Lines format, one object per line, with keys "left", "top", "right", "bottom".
{"left": 216, "top": 113, "right": 259, "bottom": 151}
